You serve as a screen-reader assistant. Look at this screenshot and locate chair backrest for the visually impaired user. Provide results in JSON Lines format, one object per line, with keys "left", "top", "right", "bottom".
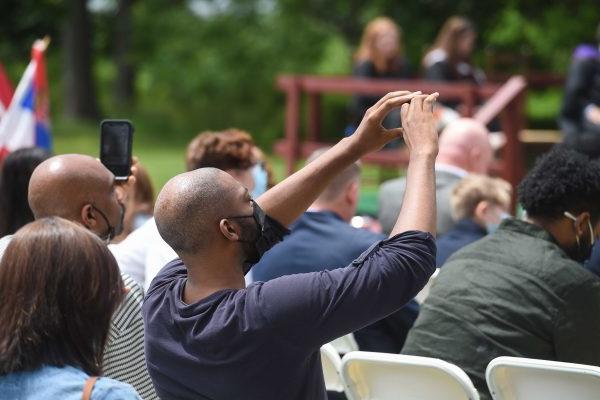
{"left": 486, "top": 356, "right": 600, "bottom": 400}
{"left": 329, "top": 333, "right": 359, "bottom": 354}
{"left": 341, "top": 352, "right": 480, "bottom": 400}
{"left": 321, "top": 343, "right": 344, "bottom": 392}
{"left": 415, "top": 268, "right": 440, "bottom": 304}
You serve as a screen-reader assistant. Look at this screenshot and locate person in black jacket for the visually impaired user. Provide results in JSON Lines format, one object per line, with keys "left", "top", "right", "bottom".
{"left": 559, "top": 23, "right": 600, "bottom": 157}
{"left": 422, "top": 16, "right": 484, "bottom": 86}
{"left": 349, "top": 17, "right": 411, "bottom": 132}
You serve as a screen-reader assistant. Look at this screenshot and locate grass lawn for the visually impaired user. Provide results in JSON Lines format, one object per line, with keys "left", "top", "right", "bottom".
{"left": 52, "top": 118, "right": 401, "bottom": 216}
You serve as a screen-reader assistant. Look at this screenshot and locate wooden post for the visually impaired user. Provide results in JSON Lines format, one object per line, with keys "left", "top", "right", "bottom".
{"left": 500, "top": 90, "right": 526, "bottom": 208}
{"left": 463, "top": 85, "right": 477, "bottom": 117}
{"left": 307, "top": 92, "right": 321, "bottom": 142}
{"left": 284, "top": 78, "right": 301, "bottom": 175}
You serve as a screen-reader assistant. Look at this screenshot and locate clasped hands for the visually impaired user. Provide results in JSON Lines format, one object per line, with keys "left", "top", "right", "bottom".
{"left": 349, "top": 91, "right": 439, "bottom": 158}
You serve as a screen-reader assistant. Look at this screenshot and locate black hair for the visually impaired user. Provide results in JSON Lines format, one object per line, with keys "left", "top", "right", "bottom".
{"left": 518, "top": 146, "right": 600, "bottom": 222}
{"left": 0, "top": 147, "right": 51, "bottom": 236}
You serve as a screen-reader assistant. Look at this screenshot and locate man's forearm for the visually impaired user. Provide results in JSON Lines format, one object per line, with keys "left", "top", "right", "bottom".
{"left": 390, "top": 154, "right": 437, "bottom": 237}
{"left": 256, "top": 137, "right": 361, "bottom": 227}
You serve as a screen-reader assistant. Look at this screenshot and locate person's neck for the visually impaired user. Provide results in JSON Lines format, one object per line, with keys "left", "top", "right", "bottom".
{"left": 308, "top": 203, "right": 352, "bottom": 222}
{"left": 525, "top": 216, "right": 567, "bottom": 248}
{"left": 435, "top": 153, "right": 469, "bottom": 172}
{"left": 181, "top": 252, "right": 246, "bottom": 305}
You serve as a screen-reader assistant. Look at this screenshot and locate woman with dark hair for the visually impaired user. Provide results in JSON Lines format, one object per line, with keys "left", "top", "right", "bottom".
{"left": 0, "top": 217, "right": 140, "bottom": 399}
{"left": 0, "top": 147, "right": 50, "bottom": 237}
{"left": 422, "top": 16, "right": 484, "bottom": 85}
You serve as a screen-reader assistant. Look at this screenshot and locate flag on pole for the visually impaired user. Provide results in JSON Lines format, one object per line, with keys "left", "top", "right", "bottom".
{"left": 0, "top": 63, "right": 14, "bottom": 118}
{"left": 0, "top": 37, "right": 51, "bottom": 160}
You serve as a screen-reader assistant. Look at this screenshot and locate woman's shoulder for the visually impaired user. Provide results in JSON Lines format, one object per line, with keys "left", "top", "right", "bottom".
{"left": 92, "top": 376, "right": 141, "bottom": 399}
{"left": 0, "top": 365, "right": 139, "bottom": 399}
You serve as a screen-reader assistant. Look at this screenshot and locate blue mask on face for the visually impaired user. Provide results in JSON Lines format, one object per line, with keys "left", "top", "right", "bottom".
{"left": 251, "top": 163, "right": 268, "bottom": 198}
{"left": 485, "top": 212, "right": 510, "bottom": 234}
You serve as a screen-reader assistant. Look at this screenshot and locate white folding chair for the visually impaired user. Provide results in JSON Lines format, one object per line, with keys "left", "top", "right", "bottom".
{"left": 341, "top": 352, "right": 479, "bottom": 400}
{"left": 486, "top": 356, "right": 600, "bottom": 400}
{"left": 415, "top": 268, "right": 440, "bottom": 304}
{"left": 329, "top": 333, "right": 359, "bottom": 355}
{"left": 321, "top": 343, "right": 344, "bottom": 393}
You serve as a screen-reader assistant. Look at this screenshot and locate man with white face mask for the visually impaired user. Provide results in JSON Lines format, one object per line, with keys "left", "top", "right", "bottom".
{"left": 403, "top": 147, "right": 600, "bottom": 400}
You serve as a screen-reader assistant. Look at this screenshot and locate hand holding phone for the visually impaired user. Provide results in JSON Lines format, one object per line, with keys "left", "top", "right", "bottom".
{"left": 100, "top": 119, "right": 134, "bottom": 181}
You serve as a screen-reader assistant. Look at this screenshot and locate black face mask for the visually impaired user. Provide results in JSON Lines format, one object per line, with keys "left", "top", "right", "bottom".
{"left": 565, "top": 234, "right": 595, "bottom": 264}
{"left": 564, "top": 211, "right": 596, "bottom": 264}
{"left": 91, "top": 203, "right": 125, "bottom": 243}
{"left": 227, "top": 201, "right": 271, "bottom": 275}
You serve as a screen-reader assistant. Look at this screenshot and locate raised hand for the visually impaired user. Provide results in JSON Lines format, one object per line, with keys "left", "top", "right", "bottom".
{"left": 350, "top": 91, "right": 421, "bottom": 155}
{"left": 400, "top": 93, "right": 439, "bottom": 159}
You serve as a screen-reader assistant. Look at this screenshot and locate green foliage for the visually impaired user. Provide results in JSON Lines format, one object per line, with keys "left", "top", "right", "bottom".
{"left": 2, "top": 0, "right": 600, "bottom": 150}
{"left": 486, "top": 3, "right": 599, "bottom": 71}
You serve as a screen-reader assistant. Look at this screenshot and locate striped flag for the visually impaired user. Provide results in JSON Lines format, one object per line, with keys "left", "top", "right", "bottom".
{"left": 0, "top": 38, "right": 51, "bottom": 160}
{"left": 0, "top": 63, "right": 14, "bottom": 118}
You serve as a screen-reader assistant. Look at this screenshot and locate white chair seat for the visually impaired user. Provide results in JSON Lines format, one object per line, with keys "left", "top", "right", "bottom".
{"left": 341, "top": 351, "right": 479, "bottom": 400}
{"left": 486, "top": 356, "right": 600, "bottom": 400}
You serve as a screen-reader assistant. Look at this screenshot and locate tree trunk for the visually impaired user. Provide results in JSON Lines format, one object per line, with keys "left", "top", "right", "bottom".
{"left": 62, "top": 0, "right": 100, "bottom": 119}
{"left": 114, "top": 0, "right": 135, "bottom": 107}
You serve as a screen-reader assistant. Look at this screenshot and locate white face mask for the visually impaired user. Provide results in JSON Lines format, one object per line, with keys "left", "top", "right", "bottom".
{"left": 564, "top": 211, "right": 595, "bottom": 246}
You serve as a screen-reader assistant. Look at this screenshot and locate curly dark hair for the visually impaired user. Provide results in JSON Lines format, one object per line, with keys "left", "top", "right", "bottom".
{"left": 185, "top": 129, "right": 256, "bottom": 172}
{"left": 518, "top": 147, "right": 600, "bottom": 221}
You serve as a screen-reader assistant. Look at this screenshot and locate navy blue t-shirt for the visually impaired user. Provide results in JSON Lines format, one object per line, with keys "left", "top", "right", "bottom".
{"left": 143, "top": 230, "right": 436, "bottom": 400}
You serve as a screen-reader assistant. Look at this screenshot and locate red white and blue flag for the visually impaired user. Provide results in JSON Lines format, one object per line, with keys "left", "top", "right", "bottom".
{"left": 0, "top": 38, "right": 51, "bottom": 160}
{"left": 0, "top": 63, "right": 14, "bottom": 118}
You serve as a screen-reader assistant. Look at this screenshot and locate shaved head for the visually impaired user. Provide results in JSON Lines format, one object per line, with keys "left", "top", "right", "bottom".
{"left": 154, "top": 168, "right": 243, "bottom": 255}
{"left": 29, "top": 154, "right": 115, "bottom": 221}
{"left": 438, "top": 118, "right": 493, "bottom": 173}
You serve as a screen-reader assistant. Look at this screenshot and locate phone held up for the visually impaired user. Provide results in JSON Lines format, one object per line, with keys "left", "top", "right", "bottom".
{"left": 100, "top": 119, "right": 134, "bottom": 181}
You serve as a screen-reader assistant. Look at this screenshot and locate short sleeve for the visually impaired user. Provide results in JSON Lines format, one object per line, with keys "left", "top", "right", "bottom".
{"left": 92, "top": 378, "right": 142, "bottom": 400}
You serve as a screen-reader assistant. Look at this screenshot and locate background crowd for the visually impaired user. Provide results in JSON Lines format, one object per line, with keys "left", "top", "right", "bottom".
{"left": 0, "top": 6, "right": 599, "bottom": 400}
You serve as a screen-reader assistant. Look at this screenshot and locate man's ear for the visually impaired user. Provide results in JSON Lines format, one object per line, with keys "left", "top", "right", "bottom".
{"left": 81, "top": 204, "right": 97, "bottom": 230}
{"left": 219, "top": 219, "right": 240, "bottom": 242}
{"left": 473, "top": 201, "right": 490, "bottom": 222}
{"left": 346, "top": 181, "right": 359, "bottom": 206}
{"left": 575, "top": 212, "right": 592, "bottom": 237}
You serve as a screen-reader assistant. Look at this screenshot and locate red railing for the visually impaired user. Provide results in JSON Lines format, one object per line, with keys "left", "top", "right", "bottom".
{"left": 275, "top": 75, "right": 527, "bottom": 193}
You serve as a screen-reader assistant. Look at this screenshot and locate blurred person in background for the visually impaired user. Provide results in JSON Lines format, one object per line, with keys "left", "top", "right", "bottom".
{"left": 0, "top": 147, "right": 50, "bottom": 237}
{"left": 348, "top": 17, "right": 411, "bottom": 133}
{"left": 436, "top": 174, "right": 512, "bottom": 266}
{"left": 253, "top": 148, "right": 420, "bottom": 354}
{"left": 423, "top": 16, "right": 484, "bottom": 85}
{"left": 0, "top": 217, "right": 140, "bottom": 399}
{"left": 111, "top": 128, "right": 268, "bottom": 288}
{"left": 0, "top": 154, "right": 159, "bottom": 399}
{"left": 379, "top": 118, "right": 493, "bottom": 235}
{"left": 112, "top": 162, "right": 154, "bottom": 243}
{"left": 402, "top": 148, "right": 600, "bottom": 400}
{"left": 559, "top": 22, "right": 600, "bottom": 157}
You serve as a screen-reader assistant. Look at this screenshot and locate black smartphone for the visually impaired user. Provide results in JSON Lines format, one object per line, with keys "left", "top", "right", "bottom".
{"left": 100, "top": 119, "right": 134, "bottom": 181}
